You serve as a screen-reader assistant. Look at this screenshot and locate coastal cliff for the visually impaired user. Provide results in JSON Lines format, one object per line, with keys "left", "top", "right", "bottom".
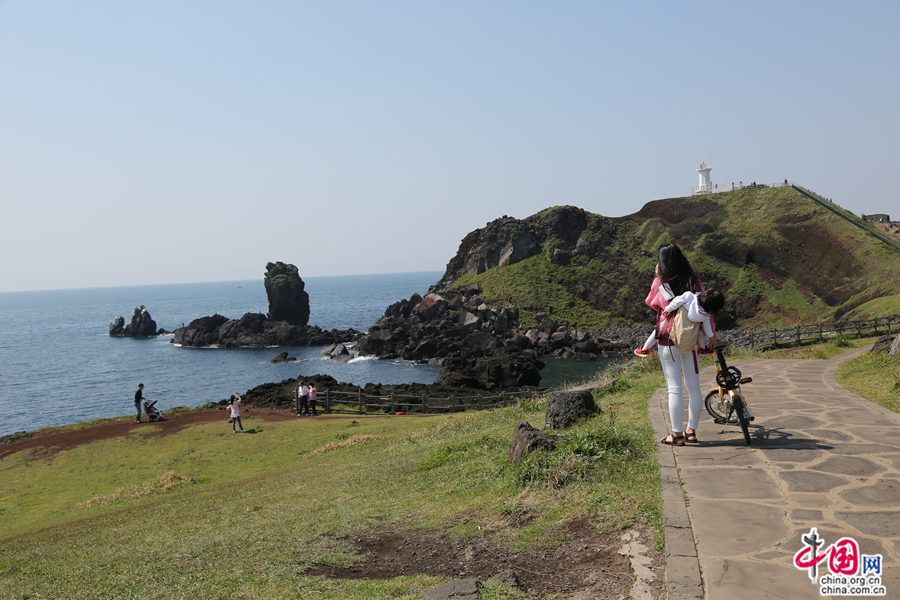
{"left": 428, "top": 187, "right": 900, "bottom": 330}
{"left": 354, "top": 185, "right": 900, "bottom": 389}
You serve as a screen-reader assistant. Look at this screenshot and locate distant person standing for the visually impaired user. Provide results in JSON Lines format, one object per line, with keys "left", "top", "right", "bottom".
{"left": 298, "top": 382, "right": 310, "bottom": 416}
{"left": 228, "top": 394, "right": 247, "bottom": 433}
{"left": 308, "top": 384, "right": 318, "bottom": 416}
{"left": 134, "top": 383, "right": 145, "bottom": 423}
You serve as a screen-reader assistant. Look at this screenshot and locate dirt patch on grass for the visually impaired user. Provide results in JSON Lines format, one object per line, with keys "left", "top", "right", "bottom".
{"left": 0, "top": 407, "right": 301, "bottom": 460}
{"left": 306, "top": 523, "right": 665, "bottom": 598}
{"left": 0, "top": 410, "right": 432, "bottom": 461}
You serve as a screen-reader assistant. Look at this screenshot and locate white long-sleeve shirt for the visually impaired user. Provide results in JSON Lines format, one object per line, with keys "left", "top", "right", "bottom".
{"left": 664, "top": 291, "right": 715, "bottom": 341}
{"left": 228, "top": 396, "right": 241, "bottom": 418}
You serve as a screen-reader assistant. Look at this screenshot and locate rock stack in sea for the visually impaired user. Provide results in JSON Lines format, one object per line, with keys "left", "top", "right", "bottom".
{"left": 110, "top": 306, "right": 167, "bottom": 337}
{"left": 264, "top": 261, "right": 310, "bottom": 325}
{"left": 172, "top": 262, "right": 361, "bottom": 348}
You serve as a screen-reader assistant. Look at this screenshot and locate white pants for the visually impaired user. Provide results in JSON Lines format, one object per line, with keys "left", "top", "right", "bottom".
{"left": 659, "top": 344, "right": 702, "bottom": 432}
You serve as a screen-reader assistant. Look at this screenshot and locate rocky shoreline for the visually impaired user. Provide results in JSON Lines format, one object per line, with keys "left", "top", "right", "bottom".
{"left": 234, "top": 373, "right": 542, "bottom": 413}
{"left": 172, "top": 314, "right": 362, "bottom": 348}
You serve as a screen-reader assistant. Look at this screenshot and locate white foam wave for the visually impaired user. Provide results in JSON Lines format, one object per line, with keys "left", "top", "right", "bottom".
{"left": 348, "top": 355, "right": 376, "bottom": 363}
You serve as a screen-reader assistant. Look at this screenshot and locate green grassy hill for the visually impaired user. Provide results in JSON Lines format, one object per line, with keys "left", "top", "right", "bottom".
{"left": 438, "top": 186, "right": 900, "bottom": 329}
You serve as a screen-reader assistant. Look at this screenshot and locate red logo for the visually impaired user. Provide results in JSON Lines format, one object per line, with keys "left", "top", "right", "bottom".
{"left": 794, "top": 528, "right": 860, "bottom": 582}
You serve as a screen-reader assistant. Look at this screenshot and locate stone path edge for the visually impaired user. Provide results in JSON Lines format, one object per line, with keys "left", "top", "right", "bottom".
{"left": 651, "top": 385, "right": 704, "bottom": 600}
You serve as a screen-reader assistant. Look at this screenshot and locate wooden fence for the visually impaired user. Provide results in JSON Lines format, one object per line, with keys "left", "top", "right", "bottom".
{"left": 298, "top": 388, "right": 547, "bottom": 416}
{"left": 743, "top": 314, "right": 899, "bottom": 350}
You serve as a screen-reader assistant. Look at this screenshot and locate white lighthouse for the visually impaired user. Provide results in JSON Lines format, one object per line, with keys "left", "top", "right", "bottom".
{"left": 696, "top": 162, "right": 712, "bottom": 193}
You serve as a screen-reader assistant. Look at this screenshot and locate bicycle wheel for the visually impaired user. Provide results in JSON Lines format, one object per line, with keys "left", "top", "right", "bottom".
{"left": 731, "top": 395, "right": 752, "bottom": 446}
{"left": 704, "top": 390, "right": 738, "bottom": 423}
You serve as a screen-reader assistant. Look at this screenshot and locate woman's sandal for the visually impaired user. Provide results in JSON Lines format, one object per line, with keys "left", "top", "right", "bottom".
{"left": 660, "top": 433, "right": 685, "bottom": 446}
{"left": 684, "top": 429, "right": 698, "bottom": 443}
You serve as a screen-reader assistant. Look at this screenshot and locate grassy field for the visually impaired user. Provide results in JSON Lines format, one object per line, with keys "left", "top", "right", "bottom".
{"left": 835, "top": 340, "right": 900, "bottom": 415}
{"left": 4, "top": 333, "right": 894, "bottom": 599}
{"left": 0, "top": 360, "right": 665, "bottom": 599}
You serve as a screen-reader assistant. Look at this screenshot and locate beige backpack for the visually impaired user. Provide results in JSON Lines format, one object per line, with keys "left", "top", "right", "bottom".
{"left": 671, "top": 306, "right": 701, "bottom": 351}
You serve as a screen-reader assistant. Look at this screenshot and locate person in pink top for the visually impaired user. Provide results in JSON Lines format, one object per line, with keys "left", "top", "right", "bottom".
{"left": 308, "top": 384, "right": 319, "bottom": 416}
{"left": 228, "top": 393, "right": 247, "bottom": 433}
{"left": 646, "top": 244, "right": 716, "bottom": 446}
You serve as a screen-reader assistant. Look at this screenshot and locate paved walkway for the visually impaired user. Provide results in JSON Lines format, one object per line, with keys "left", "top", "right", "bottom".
{"left": 652, "top": 348, "right": 900, "bottom": 599}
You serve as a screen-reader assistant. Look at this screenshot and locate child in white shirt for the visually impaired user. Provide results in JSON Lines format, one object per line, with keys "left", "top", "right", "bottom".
{"left": 228, "top": 393, "right": 247, "bottom": 433}
{"left": 636, "top": 289, "right": 724, "bottom": 355}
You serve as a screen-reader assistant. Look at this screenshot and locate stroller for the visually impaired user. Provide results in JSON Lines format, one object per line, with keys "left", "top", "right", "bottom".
{"left": 143, "top": 399, "right": 167, "bottom": 422}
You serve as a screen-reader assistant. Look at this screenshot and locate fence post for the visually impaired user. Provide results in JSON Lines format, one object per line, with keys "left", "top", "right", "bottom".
{"left": 749, "top": 330, "right": 754, "bottom": 349}
{"left": 773, "top": 328, "right": 778, "bottom": 348}
{"left": 325, "top": 390, "right": 330, "bottom": 414}
{"left": 819, "top": 323, "right": 823, "bottom": 343}
{"left": 422, "top": 394, "right": 427, "bottom": 414}
{"left": 874, "top": 317, "right": 879, "bottom": 336}
{"left": 889, "top": 316, "right": 893, "bottom": 336}
{"left": 358, "top": 389, "right": 363, "bottom": 414}
{"left": 857, "top": 320, "right": 862, "bottom": 339}
{"left": 796, "top": 325, "right": 801, "bottom": 346}
{"left": 390, "top": 393, "right": 395, "bottom": 414}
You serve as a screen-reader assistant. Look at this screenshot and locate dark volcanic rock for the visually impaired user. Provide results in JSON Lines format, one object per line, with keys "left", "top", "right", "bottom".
{"left": 322, "top": 343, "right": 352, "bottom": 362}
{"left": 437, "top": 345, "right": 544, "bottom": 390}
{"left": 509, "top": 421, "right": 558, "bottom": 464}
{"left": 430, "top": 207, "right": 593, "bottom": 293}
{"left": 264, "top": 261, "right": 310, "bottom": 325}
{"left": 236, "top": 374, "right": 533, "bottom": 413}
{"left": 172, "top": 315, "right": 361, "bottom": 348}
{"left": 170, "top": 261, "right": 360, "bottom": 348}
{"left": 271, "top": 351, "right": 297, "bottom": 363}
{"left": 110, "top": 315, "right": 125, "bottom": 336}
{"left": 545, "top": 389, "right": 598, "bottom": 430}
{"left": 358, "top": 292, "right": 526, "bottom": 360}
{"left": 110, "top": 306, "right": 160, "bottom": 337}
{"left": 870, "top": 335, "right": 893, "bottom": 353}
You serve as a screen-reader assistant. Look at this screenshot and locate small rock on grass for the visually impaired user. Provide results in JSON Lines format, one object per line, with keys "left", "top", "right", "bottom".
{"left": 422, "top": 577, "right": 479, "bottom": 600}
{"left": 489, "top": 570, "right": 521, "bottom": 589}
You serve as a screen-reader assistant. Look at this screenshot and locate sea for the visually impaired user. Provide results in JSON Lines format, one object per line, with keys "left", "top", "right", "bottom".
{"left": 0, "top": 271, "right": 610, "bottom": 438}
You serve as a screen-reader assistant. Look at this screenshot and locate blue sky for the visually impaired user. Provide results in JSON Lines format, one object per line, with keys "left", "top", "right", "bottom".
{"left": 1, "top": 1, "right": 897, "bottom": 292}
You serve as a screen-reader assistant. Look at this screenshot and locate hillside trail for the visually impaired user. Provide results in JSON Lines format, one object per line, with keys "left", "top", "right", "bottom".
{"left": 654, "top": 347, "right": 900, "bottom": 599}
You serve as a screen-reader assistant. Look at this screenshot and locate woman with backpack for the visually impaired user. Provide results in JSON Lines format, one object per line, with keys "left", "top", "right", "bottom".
{"left": 646, "top": 243, "right": 716, "bottom": 446}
